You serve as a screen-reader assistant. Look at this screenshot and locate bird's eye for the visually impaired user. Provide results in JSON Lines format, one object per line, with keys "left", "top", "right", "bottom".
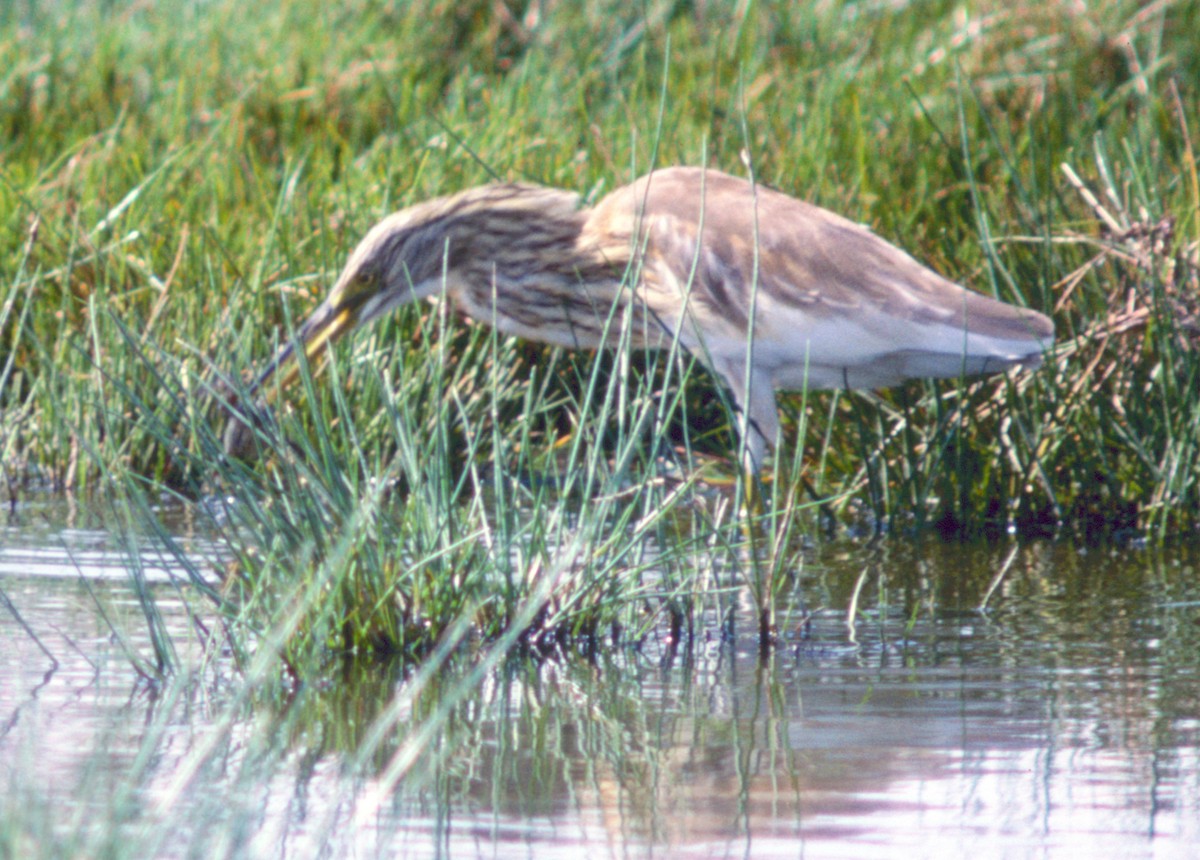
{"left": 353, "top": 269, "right": 378, "bottom": 292}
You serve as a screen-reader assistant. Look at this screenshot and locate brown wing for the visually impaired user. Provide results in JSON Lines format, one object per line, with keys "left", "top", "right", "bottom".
{"left": 589, "top": 166, "right": 1053, "bottom": 386}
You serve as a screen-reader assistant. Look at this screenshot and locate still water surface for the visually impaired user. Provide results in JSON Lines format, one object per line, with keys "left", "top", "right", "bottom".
{"left": 1, "top": 495, "right": 1198, "bottom": 858}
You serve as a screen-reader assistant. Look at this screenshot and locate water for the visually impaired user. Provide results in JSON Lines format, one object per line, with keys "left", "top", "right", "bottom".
{"left": 2, "top": 496, "right": 1198, "bottom": 858}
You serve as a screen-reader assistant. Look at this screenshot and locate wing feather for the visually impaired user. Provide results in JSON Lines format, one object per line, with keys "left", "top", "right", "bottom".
{"left": 587, "top": 166, "right": 1053, "bottom": 391}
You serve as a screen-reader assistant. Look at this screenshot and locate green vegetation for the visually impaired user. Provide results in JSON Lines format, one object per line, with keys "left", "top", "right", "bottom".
{"left": 2, "top": 0, "right": 1198, "bottom": 658}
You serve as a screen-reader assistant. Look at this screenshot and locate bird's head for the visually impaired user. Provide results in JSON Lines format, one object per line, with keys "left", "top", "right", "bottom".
{"left": 220, "top": 200, "right": 465, "bottom": 458}
{"left": 221, "top": 182, "right": 591, "bottom": 459}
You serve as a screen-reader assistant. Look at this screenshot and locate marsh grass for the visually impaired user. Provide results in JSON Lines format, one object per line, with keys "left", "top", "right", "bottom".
{"left": 209, "top": 301, "right": 773, "bottom": 659}
{"left": 3, "top": 0, "right": 1200, "bottom": 662}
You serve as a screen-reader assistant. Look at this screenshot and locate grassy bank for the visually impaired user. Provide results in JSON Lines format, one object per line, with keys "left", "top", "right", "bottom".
{"left": 2, "top": 0, "right": 1198, "bottom": 654}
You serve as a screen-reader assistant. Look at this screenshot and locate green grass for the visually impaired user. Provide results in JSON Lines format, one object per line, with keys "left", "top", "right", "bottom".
{"left": 2, "top": 0, "right": 1199, "bottom": 658}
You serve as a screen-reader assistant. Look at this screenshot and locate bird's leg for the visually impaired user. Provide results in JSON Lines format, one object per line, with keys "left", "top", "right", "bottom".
{"left": 729, "top": 368, "right": 779, "bottom": 476}
{"left": 738, "top": 427, "right": 769, "bottom": 528}
{"left": 740, "top": 426, "right": 767, "bottom": 478}
{"left": 714, "top": 362, "right": 777, "bottom": 528}
{"left": 722, "top": 367, "right": 787, "bottom": 646}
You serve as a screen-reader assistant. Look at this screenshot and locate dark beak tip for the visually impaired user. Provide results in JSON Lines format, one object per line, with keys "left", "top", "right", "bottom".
{"left": 220, "top": 392, "right": 274, "bottom": 462}
{"left": 222, "top": 416, "right": 256, "bottom": 461}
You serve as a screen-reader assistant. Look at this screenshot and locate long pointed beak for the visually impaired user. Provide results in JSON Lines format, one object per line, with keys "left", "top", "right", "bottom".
{"left": 222, "top": 293, "right": 364, "bottom": 459}
{"left": 255, "top": 298, "right": 359, "bottom": 392}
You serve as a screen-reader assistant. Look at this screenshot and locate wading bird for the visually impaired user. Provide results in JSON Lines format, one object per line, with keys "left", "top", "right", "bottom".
{"left": 223, "top": 167, "right": 1053, "bottom": 468}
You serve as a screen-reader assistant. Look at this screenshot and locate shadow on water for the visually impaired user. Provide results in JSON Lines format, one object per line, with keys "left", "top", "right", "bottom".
{"left": 2, "top": 495, "right": 1199, "bottom": 858}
